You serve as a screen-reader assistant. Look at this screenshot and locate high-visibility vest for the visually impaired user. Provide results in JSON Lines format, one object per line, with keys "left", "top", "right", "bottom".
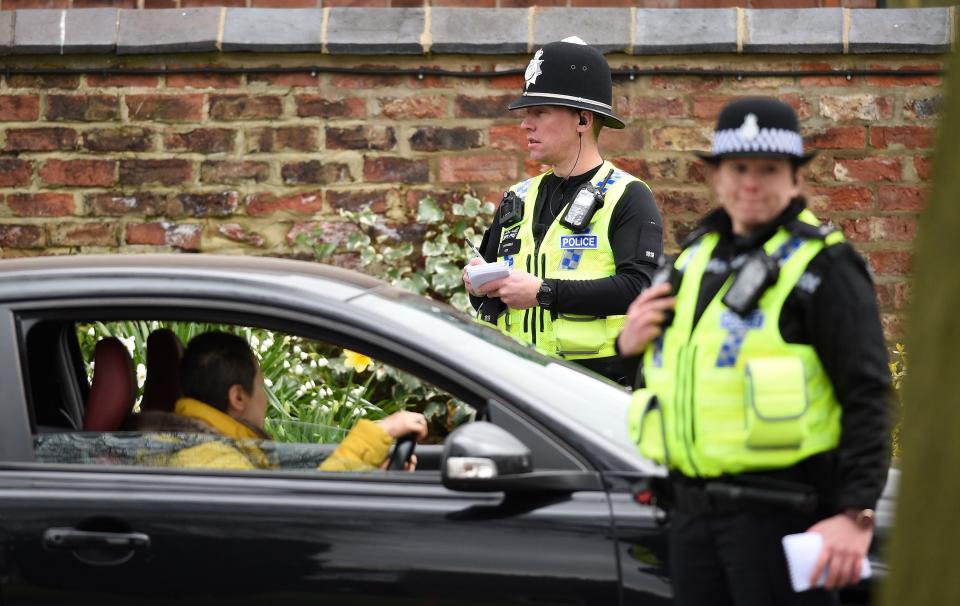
{"left": 495, "top": 160, "right": 644, "bottom": 360}
{"left": 629, "top": 209, "right": 845, "bottom": 477}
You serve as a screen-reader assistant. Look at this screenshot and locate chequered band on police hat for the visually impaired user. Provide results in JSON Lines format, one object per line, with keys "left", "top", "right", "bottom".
{"left": 712, "top": 127, "right": 804, "bottom": 158}
{"left": 519, "top": 91, "right": 613, "bottom": 111}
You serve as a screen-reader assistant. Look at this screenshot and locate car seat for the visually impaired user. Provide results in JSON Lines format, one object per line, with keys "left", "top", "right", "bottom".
{"left": 82, "top": 337, "right": 136, "bottom": 431}
{"left": 140, "top": 328, "right": 184, "bottom": 412}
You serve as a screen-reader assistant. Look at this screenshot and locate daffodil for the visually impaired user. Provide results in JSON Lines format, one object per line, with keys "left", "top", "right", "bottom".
{"left": 343, "top": 349, "right": 373, "bottom": 373}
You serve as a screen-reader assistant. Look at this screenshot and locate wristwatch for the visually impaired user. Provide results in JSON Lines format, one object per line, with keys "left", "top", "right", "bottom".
{"left": 536, "top": 280, "right": 554, "bottom": 308}
{"left": 844, "top": 508, "right": 876, "bottom": 530}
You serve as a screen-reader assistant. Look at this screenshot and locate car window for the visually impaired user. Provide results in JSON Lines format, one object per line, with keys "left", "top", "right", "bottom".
{"left": 26, "top": 319, "right": 476, "bottom": 474}
{"left": 33, "top": 431, "right": 335, "bottom": 471}
{"left": 352, "top": 291, "right": 640, "bottom": 460}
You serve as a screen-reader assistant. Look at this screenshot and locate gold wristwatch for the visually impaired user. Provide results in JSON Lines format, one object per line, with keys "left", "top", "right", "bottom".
{"left": 845, "top": 508, "right": 876, "bottom": 530}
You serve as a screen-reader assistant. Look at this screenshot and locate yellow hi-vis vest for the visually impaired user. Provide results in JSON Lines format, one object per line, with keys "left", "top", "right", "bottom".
{"left": 628, "top": 209, "right": 845, "bottom": 477}
{"left": 495, "top": 161, "right": 643, "bottom": 360}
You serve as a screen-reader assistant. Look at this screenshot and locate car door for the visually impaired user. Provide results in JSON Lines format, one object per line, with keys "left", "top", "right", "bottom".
{"left": 0, "top": 308, "right": 623, "bottom": 606}
{"left": 0, "top": 467, "right": 622, "bottom": 606}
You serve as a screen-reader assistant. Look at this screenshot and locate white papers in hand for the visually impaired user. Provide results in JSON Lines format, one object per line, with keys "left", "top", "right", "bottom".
{"left": 781, "top": 532, "right": 871, "bottom": 593}
{"left": 466, "top": 261, "right": 512, "bottom": 289}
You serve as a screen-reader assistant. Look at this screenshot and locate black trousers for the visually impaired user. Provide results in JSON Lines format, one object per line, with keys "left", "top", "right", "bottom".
{"left": 668, "top": 509, "right": 838, "bottom": 606}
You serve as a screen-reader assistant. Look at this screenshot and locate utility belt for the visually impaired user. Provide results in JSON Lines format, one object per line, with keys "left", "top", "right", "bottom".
{"left": 659, "top": 475, "right": 819, "bottom": 516}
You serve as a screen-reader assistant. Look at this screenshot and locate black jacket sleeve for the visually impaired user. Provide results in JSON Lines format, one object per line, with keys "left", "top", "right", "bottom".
{"left": 468, "top": 217, "right": 504, "bottom": 318}
{"left": 785, "top": 243, "right": 892, "bottom": 511}
{"left": 550, "top": 180, "right": 662, "bottom": 316}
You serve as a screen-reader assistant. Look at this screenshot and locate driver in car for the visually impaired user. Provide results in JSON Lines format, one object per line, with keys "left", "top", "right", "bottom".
{"left": 131, "top": 331, "right": 427, "bottom": 471}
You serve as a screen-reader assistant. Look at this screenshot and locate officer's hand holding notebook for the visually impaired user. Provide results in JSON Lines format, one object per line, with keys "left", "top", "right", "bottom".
{"left": 466, "top": 262, "right": 512, "bottom": 289}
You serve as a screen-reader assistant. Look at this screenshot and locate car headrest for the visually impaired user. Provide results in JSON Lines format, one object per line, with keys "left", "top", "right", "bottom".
{"left": 140, "top": 328, "right": 184, "bottom": 413}
{"left": 83, "top": 337, "right": 136, "bottom": 431}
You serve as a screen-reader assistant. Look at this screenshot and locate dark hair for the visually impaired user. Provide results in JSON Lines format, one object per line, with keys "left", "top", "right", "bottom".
{"left": 590, "top": 111, "right": 603, "bottom": 139}
{"left": 790, "top": 159, "right": 803, "bottom": 185}
{"left": 179, "top": 331, "right": 257, "bottom": 412}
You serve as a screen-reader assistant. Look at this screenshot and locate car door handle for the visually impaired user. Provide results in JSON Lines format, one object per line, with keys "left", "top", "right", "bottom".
{"left": 43, "top": 528, "right": 151, "bottom": 551}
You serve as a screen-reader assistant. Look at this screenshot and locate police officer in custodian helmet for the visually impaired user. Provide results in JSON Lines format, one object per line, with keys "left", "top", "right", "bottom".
{"left": 620, "top": 97, "right": 891, "bottom": 605}
{"left": 462, "top": 37, "right": 663, "bottom": 384}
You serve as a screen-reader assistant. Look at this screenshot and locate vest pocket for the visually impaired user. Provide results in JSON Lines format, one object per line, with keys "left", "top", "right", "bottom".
{"left": 628, "top": 390, "right": 667, "bottom": 464}
{"left": 744, "top": 357, "right": 808, "bottom": 449}
{"left": 553, "top": 314, "right": 603, "bottom": 355}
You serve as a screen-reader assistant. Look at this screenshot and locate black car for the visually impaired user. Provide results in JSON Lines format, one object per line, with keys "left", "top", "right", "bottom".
{"left": 0, "top": 254, "right": 892, "bottom": 605}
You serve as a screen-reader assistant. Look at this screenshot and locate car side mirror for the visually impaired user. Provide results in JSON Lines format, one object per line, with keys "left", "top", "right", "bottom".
{"left": 442, "top": 421, "right": 533, "bottom": 484}
{"left": 441, "top": 422, "right": 601, "bottom": 493}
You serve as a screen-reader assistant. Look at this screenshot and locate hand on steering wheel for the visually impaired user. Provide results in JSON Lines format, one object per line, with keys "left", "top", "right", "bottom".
{"left": 377, "top": 411, "right": 428, "bottom": 472}
{"left": 387, "top": 432, "right": 418, "bottom": 471}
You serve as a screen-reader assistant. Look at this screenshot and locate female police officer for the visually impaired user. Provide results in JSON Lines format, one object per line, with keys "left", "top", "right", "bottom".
{"left": 620, "top": 97, "right": 891, "bottom": 605}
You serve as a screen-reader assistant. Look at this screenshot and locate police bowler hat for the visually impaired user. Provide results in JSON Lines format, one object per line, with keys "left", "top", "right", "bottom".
{"left": 508, "top": 37, "right": 625, "bottom": 130}
{"left": 697, "top": 97, "right": 815, "bottom": 165}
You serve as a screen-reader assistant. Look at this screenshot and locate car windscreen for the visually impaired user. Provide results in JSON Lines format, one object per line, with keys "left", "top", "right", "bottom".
{"left": 350, "top": 290, "right": 641, "bottom": 463}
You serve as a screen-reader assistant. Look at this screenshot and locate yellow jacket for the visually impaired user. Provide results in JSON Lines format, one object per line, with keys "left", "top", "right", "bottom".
{"left": 168, "top": 398, "right": 394, "bottom": 472}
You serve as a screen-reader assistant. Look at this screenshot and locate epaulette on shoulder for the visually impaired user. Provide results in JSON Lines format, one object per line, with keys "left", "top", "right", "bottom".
{"left": 787, "top": 219, "right": 836, "bottom": 241}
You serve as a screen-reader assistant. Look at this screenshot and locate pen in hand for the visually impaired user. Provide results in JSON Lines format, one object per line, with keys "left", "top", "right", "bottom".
{"left": 466, "top": 239, "right": 485, "bottom": 260}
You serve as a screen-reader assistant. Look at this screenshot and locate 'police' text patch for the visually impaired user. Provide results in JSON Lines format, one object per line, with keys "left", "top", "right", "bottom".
{"left": 559, "top": 234, "right": 598, "bottom": 250}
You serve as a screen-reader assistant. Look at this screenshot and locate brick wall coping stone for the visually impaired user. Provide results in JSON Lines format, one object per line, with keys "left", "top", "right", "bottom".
{"left": 0, "top": 6, "right": 954, "bottom": 57}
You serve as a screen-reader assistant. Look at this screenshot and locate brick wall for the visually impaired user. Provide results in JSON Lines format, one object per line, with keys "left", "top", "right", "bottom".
{"left": 0, "top": 6, "right": 950, "bottom": 340}
{"left": 0, "top": 54, "right": 939, "bottom": 339}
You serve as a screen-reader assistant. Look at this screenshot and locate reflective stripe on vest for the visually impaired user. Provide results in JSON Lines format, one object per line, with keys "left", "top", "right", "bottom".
{"left": 630, "top": 208, "right": 844, "bottom": 477}
{"left": 495, "top": 161, "right": 644, "bottom": 359}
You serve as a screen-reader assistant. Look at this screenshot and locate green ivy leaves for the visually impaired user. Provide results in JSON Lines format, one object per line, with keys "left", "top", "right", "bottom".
{"left": 304, "top": 193, "right": 495, "bottom": 313}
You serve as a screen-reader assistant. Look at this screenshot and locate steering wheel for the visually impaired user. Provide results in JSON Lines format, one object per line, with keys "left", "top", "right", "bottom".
{"left": 387, "top": 432, "right": 418, "bottom": 471}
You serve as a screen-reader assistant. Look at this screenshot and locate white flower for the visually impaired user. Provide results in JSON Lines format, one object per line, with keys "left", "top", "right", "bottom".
{"left": 300, "top": 351, "right": 309, "bottom": 360}
{"left": 264, "top": 378, "right": 274, "bottom": 388}
{"left": 136, "top": 363, "right": 146, "bottom": 388}
{"left": 294, "top": 364, "right": 304, "bottom": 375}
{"left": 351, "top": 386, "right": 364, "bottom": 397}
{"left": 315, "top": 357, "right": 329, "bottom": 368}
{"left": 262, "top": 338, "right": 274, "bottom": 349}
{"left": 250, "top": 335, "right": 260, "bottom": 349}
{"left": 293, "top": 345, "right": 302, "bottom": 354}
{"left": 283, "top": 360, "right": 291, "bottom": 369}
{"left": 87, "top": 326, "right": 95, "bottom": 337}
{"left": 120, "top": 336, "right": 135, "bottom": 356}
{"left": 319, "top": 404, "right": 330, "bottom": 414}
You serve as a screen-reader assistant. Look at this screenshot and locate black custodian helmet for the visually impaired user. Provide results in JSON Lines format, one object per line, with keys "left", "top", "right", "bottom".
{"left": 508, "top": 36, "right": 625, "bottom": 130}
{"left": 697, "top": 97, "right": 815, "bottom": 165}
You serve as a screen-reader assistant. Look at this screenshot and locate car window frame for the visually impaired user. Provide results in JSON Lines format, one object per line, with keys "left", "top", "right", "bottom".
{"left": 4, "top": 296, "right": 595, "bottom": 478}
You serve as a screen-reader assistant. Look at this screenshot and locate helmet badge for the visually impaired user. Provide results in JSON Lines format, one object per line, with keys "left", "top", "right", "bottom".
{"left": 738, "top": 113, "right": 760, "bottom": 141}
{"left": 525, "top": 48, "right": 544, "bottom": 91}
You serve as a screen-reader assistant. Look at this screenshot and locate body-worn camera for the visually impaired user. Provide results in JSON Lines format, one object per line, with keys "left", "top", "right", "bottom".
{"left": 498, "top": 191, "right": 524, "bottom": 227}
{"left": 722, "top": 250, "right": 779, "bottom": 316}
{"left": 651, "top": 255, "right": 682, "bottom": 327}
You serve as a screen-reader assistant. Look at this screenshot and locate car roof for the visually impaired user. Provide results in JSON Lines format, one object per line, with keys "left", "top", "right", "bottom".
{"left": 0, "top": 253, "right": 388, "bottom": 302}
